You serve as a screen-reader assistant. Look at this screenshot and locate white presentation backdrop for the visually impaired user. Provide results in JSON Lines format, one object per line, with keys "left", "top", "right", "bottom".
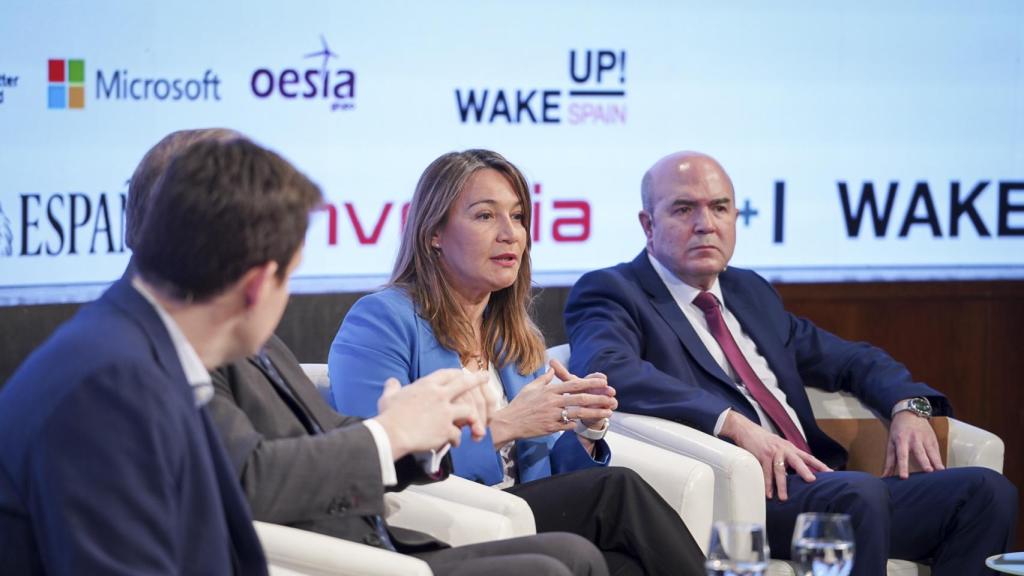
{"left": 0, "top": 1, "right": 1022, "bottom": 304}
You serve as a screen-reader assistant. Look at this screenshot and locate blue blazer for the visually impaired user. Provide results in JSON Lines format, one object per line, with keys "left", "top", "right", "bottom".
{"left": 0, "top": 279, "right": 266, "bottom": 575}
{"left": 329, "top": 287, "right": 608, "bottom": 485}
{"left": 564, "top": 252, "right": 948, "bottom": 470}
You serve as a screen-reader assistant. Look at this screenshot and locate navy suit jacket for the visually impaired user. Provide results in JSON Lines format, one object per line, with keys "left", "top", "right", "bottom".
{"left": 0, "top": 279, "right": 266, "bottom": 575}
{"left": 565, "top": 252, "right": 948, "bottom": 470}
{"left": 328, "top": 287, "right": 608, "bottom": 486}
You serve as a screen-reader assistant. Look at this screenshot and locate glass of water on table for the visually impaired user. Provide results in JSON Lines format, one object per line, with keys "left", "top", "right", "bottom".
{"left": 791, "top": 513, "right": 855, "bottom": 576}
{"left": 704, "top": 521, "right": 769, "bottom": 576}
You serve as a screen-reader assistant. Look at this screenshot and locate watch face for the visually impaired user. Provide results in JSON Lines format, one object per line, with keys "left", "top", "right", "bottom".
{"left": 910, "top": 397, "right": 932, "bottom": 416}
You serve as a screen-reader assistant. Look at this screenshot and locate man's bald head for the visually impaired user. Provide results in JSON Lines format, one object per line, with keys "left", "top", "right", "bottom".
{"left": 641, "top": 151, "right": 733, "bottom": 213}
{"left": 638, "top": 151, "right": 738, "bottom": 290}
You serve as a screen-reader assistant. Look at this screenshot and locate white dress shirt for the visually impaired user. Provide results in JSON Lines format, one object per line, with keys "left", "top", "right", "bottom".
{"left": 647, "top": 254, "right": 807, "bottom": 441}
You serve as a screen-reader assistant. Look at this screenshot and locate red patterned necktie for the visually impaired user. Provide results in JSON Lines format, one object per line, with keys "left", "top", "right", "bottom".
{"left": 692, "top": 291, "right": 812, "bottom": 454}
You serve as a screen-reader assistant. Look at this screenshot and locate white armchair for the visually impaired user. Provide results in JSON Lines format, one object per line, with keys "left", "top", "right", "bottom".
{"left": 546, "top": 345, "right": 717, "bottom": 554}
{"left": 255, "top": 520, "right": 433, "bottom": 576}
{"left": 603, "top": 365, "right": 1005, "bottom": 576}
{"left": 253, "top": 364, "right": 540, "bottom": 576}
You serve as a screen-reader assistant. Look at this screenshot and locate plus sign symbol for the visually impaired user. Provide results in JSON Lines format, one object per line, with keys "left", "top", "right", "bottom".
{"left": 738, "top": 199, "right": 759, "bottom": 226}
{"left": 737, "top": 181, "right": 786, "bottom": 244}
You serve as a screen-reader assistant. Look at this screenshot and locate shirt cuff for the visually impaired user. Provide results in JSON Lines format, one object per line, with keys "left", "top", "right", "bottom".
{"left": 362, "top": 419, "right": 398, "bottom": 487}
{"left": 713, "top": 408, "right": 731, "bottom": 437}
{"left": 414, "top": 444, "right": 451, "bottom": 477}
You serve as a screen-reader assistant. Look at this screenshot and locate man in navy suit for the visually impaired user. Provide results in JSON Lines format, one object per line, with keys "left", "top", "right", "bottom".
{"left": 0, "top": 138, "right": 323, "bottom": 574}
{"left": 565, "top": 151, "right": 1017, "bottom": 575}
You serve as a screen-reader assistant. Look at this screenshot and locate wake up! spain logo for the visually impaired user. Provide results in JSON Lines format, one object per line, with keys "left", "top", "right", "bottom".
{"left": 456, "top": 49, "right": 627, "bottom": 125}
{"left": 48, "top": 59, "right": 85, "bottom": 109}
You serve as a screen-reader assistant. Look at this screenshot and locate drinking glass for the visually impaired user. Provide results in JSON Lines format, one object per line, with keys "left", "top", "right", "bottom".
{"left": 791, "top": 512, "right": 855, "bottom": 576}
{"left": 704, "top": 521, "right": 769, "bottom": 576}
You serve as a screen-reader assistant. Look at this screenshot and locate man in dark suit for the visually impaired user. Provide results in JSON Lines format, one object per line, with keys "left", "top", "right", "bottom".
{"left": 0, "top": 137, "right": 323, "bottom": 574}
{"left": 209, "top": 335, "right": 607, "bottom": 576}
{"left": 564, "top": 151, "right": 1017, "bottom": 575}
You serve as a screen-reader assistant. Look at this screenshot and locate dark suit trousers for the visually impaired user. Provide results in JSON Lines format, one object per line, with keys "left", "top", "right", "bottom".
{"left": 766, "top": 467, "right": 1017, "bottom": 576}
{"left": 506, "top": 466, "right": 706, "bottom": 576}
{"left": 417, "top": 532, "right": 608, "bottom": 576}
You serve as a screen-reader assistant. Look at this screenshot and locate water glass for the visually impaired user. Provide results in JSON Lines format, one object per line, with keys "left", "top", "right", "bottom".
{"left": 704, "top": 521, "right": 769, "bottom": 576}
{"left": 791, "top": 512, "right": 855, "bottom": 576}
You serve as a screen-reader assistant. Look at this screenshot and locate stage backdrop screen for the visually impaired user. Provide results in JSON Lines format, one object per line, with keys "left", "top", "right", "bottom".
{"left": 1, "top": 1, "right": 1022, "bottom": 304}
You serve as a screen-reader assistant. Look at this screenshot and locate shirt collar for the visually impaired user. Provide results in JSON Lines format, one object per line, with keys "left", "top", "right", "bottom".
{"left": 646, "top": 251, "right": 725, "bottom": 307}
{"left": 131, "top": 276, "right": 214, "bottom": 407}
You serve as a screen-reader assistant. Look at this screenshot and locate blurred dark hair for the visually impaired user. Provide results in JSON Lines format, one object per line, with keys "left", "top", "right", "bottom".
{"left": 126, "top": 128, "right": 242, "bottom": 250}
{"left": 133, "top": 138, "right": 322, "bottom": 301}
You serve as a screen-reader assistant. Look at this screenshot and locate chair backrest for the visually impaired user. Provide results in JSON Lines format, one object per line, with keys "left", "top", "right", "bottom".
{"left": 546, "top": 342, "right": 571, "bottom": 367}
{"left": 301, "top": 363, "right": 335, "bottom": 409}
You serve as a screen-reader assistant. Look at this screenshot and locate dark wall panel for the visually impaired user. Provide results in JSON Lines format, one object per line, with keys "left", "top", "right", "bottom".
{"left": 775, "top": 281, "right": 1024, "bottom": 549}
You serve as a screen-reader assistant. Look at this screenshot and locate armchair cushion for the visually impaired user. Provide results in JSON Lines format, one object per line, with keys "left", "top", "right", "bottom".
{"left": 391, "top": 476, "right": 536, "bottom": 545}
{"left": 254, "top": 520, "right": 432, "bottom": 576}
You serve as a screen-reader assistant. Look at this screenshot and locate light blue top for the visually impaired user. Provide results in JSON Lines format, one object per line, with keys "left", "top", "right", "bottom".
{"left": 328, "top": 287, "right": 609, "bottom": 485}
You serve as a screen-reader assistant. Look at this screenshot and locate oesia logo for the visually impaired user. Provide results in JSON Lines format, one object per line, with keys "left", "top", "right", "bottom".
{"left": 250, "top": 35, "right": 356, "bottom": 112}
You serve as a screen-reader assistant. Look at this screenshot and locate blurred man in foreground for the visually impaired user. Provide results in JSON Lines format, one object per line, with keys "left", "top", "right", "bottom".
{"left": 0, "top": 137, "right": 321, "bottom": 574}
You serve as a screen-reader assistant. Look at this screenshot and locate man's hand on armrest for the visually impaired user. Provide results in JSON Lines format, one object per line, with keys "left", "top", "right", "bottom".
{"left": 883, "top": 410, "right": 944, "bottom": 479}
{"left": 720, "top": 410, "right": 832, "bottom": 501}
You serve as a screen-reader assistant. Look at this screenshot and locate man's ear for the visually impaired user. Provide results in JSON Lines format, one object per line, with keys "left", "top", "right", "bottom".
{"left": 241, "top": 261, "right": 280, "bottom": 309}
{"left": 639, "top": 210, "right": 654, "bottom": 241}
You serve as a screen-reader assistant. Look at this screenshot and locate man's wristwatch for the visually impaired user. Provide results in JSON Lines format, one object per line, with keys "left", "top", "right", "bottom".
{"left": 575, "top": 417, "right": 609, "bottom": 440}
{"left": 891, "top": 397, "right": 932, "bottom": 419}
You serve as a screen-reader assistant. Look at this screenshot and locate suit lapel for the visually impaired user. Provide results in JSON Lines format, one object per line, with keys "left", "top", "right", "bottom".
{"left": 630, "top": 253, "right": 734, "bottom": 388}
{"left": 199, "top": 407, "right": 267, "bottom": 575}
{"left": 719, "top": 274, "right": 790, "bottom": 390}
{"left": 719, "top": 280, "right": 774, "bottom": 357}
{"left": 248, "top": 349, "right": 325, "bottom": 435}
{"left": 415, "top": 315, "right": 463, "bottom": 376}
{"left": 497, "top": 362, "right": 531, "bottom": 399}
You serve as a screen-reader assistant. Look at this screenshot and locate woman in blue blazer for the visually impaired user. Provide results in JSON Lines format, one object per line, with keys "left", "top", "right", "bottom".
{"left": 329, "top": 149, "right": 705, "bottom": 576}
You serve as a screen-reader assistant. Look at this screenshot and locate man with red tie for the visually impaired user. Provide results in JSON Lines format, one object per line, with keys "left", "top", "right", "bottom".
{"left": 564, "top": 151, "right": 1017, "bottom": 576}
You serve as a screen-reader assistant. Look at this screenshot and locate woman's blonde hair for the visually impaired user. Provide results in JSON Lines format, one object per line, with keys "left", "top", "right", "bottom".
{"left": 390, "top": 149, "right": 545, "bottom": 374}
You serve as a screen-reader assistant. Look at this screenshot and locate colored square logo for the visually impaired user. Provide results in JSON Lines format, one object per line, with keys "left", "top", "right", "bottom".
{"left": 48, "top": 58, "right": 84, "bottom": 109}
{"left": 68, "top": 60, "right": 84, "bottom": 84}
{"left": 48, "top": 59, "right": 64, "bottom": 82}
{"left": 48, "top": 85, "right": 66, "bottom": 109}
{"left": 68, "top": 86, "right": 84, "bottom": 109}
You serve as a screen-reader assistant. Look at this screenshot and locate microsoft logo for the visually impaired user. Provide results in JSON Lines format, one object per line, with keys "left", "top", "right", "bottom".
{"left": 48, "top": 59, "right": 85, "bottom": 109}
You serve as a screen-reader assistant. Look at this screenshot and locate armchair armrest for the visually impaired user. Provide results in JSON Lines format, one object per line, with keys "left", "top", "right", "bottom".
{"left": 254, "top": 520, "right": 432, "bottom": 576}
{"left": 394, "top": 475, "right": 536, "bottom": 545}
{"left": 610, "top": 412, "right": 765, "bottom": 527}
{"left": 807, "top": 388, "right": 1005, "bottom": 474}
{"left": 945, "top": 418, "right": 1003, "bottom": 472}
{"left": 300, "top": 363, "right": 334, "bottom": 408}
{"left": 605, "top": 430, "right": 716, "bottom": 553}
